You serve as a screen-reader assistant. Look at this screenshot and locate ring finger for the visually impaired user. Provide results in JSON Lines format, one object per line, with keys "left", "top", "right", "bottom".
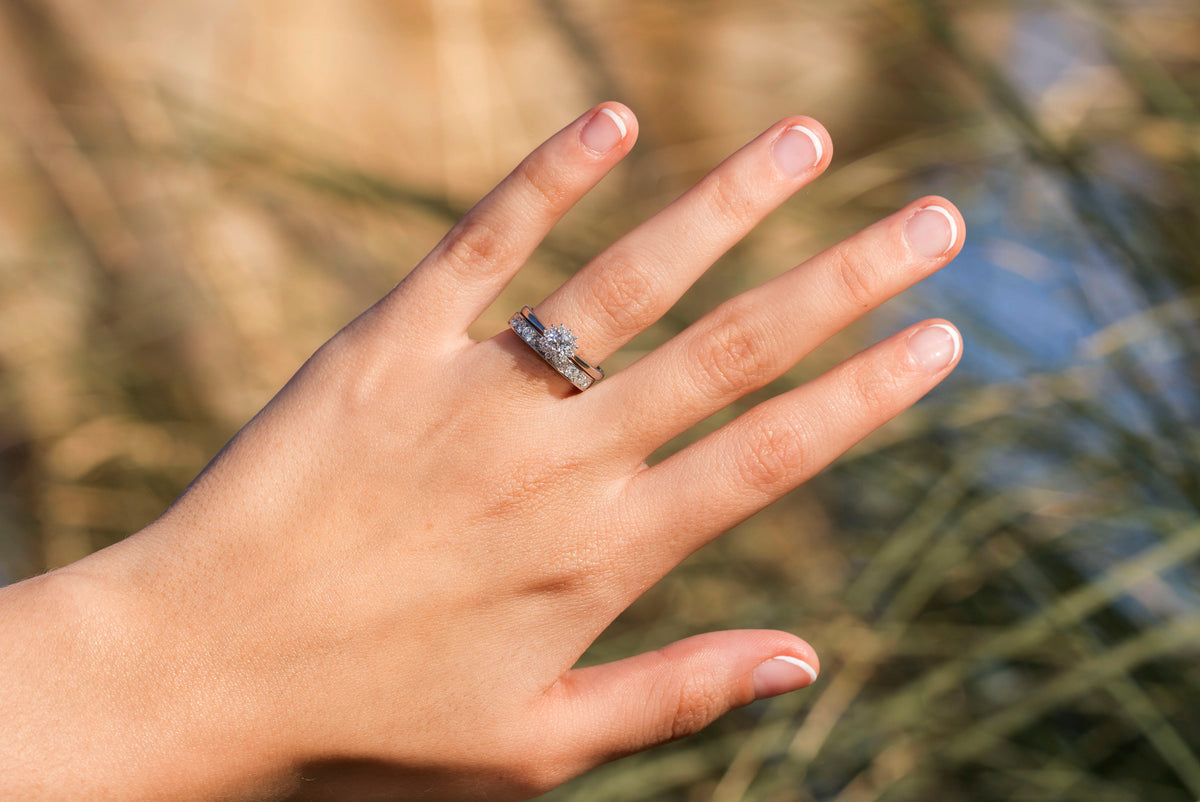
{"left": 518, "top": 116, "right": 832, "bottom": 365}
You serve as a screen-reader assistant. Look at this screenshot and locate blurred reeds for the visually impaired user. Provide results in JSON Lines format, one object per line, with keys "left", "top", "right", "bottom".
{"left": 1, "top": 0, "right": 1199, "bottom": 799}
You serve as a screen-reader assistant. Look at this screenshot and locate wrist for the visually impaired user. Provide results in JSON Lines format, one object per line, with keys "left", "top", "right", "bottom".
{"left": 0, "top": 541, "right": 295, "bottom": 800}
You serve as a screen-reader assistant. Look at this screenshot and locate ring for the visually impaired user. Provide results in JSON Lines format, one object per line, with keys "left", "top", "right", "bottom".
{"left": 508, "top": 306, "right": 605, "bottom": 391}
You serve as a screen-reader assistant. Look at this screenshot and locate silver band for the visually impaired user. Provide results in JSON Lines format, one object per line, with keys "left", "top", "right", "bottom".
{"left": 509, "top": 306, "right": 605, "bottom": 391}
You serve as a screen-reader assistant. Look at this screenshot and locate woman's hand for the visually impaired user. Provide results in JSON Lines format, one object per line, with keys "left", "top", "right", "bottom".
{"left": 0, "top": 104, "right": 963, "bottom": 801}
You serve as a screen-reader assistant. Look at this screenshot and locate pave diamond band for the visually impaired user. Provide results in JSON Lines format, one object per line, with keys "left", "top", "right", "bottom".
{"left": 509, "top": 306, "right": 605, "bottom": 391}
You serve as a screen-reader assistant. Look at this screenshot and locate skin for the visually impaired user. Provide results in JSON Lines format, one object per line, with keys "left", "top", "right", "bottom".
{"left": 0, "top": 103, "right": 964, "bottom": 801}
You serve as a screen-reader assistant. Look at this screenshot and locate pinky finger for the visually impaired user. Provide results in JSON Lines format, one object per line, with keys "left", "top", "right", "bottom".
{"left": 624, "top": 320, "right": 962, "bottom": 568}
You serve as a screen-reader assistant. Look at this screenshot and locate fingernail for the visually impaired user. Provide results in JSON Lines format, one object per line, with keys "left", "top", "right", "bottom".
{"left": 753, "top": 655, "right": 818, "bottom": 700}
{"left": 908, "top": 323, "right": 962, "bottom": 373}
{"left": 905, "top": 206, "right": 958, "bottom": 258}
{"left": 773, "top": 125, "right": 823, "bottom": 177}
{"left": 581, "top": 108, "right": 627, "bottom": 154}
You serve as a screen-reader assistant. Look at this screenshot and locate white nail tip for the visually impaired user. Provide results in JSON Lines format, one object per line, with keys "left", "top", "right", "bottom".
{"left": 928, "top": 323, "right": 964, "bottom": 365}
{"left": 919, "top": 205, "right": 959, "bottom": 252}
{"left": 787, "top": 125, "right": 824, "bottom": 166}
{"left": 598, "top": 108, "right": 628, "bottom": 139}
{"left": 772, "top": 655, "right": 818, "bottom": 683}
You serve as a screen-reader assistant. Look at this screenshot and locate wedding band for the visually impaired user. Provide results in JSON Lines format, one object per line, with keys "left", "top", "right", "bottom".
{"left": 509, "top": 306, "right": 605, "bottom": 391}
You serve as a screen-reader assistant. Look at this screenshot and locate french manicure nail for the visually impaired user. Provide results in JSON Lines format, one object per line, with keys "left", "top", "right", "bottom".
{"left": 905, "top": 206, "right": 958, "bottom": 258}
{"left": 753, "top": 655, "right": 819, "bottom": 700}
{"left": 908, "top": 323, "right": 962, "bottom": 373}
{"left": 773, "top": 125, "right": 823, "bottom": 177}
{"left": 581, "top": 108, "right": 627, "bottom": 154}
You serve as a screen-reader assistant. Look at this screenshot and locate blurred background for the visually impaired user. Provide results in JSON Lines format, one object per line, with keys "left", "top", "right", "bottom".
{"left": 2, "top": 0, "right": 1199, "bottom": 799}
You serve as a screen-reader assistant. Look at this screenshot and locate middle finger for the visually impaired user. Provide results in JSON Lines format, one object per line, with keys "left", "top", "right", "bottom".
{"left": 587, "top": 198, "right": 964, "bottom": 458}
{"left": 526, "top": 117, "right": 832, "bottom": 361}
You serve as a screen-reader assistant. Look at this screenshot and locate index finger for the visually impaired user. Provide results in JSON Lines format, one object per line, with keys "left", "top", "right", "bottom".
{"left": 381, "top": 104, "right": 638, "bottom": 342}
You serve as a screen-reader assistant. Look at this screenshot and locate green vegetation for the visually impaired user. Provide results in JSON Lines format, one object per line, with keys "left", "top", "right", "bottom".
{"left": 1, "top": 1, "right": 1198, "bottom": 799}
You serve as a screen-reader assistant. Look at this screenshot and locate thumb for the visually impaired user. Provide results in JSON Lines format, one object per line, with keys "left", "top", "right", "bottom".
{"left": 543, "top": 630, "right": 819, "bottom": 768}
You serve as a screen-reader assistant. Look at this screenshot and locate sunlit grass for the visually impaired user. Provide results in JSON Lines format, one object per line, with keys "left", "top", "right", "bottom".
{"left": 1, "top": 0, "right": 1199, "bottom": 799}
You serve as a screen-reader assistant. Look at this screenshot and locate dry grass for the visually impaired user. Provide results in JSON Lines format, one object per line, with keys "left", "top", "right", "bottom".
{"left": 2, "top": 1, "right": 1199, "bottom": 799}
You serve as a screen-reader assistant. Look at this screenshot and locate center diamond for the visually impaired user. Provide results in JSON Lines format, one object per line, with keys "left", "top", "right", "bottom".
{"left": 541, "top": 324, "right": 578, "bottom": 360}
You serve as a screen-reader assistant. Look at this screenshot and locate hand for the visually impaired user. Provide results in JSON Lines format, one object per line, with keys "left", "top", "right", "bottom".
{"left": 0, "top": 104, "right": 963, "bottom": 800}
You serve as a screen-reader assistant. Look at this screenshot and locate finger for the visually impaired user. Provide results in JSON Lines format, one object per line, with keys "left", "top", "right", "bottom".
{"left": 539, "top": 631, "right": 818, "bottom": 774}
{"left": 621, "top": 320, "right": 962, "bottom": 568}
{"left": 587, "top": 198, "right": 963, "bottom": 456}
{"left": 384, "top": 103, "right": 638, "bottom": 339}
{"left": 521, "top": 117, "right": 832, "bottom": 361}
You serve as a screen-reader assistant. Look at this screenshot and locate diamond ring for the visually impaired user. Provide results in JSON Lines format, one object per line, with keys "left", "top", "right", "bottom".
{"left": 508, "top": 306, "right": 605, "bottom": 391}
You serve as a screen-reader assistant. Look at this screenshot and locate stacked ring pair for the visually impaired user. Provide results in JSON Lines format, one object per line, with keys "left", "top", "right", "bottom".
{"left": 508, "top": 306, "right": 604, "bottom": 391}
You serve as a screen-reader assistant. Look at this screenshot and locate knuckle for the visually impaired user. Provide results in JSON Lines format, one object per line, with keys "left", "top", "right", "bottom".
{"left": 526, "top": 541, "right": 606, "bottom": 597}
{"left": 846, "top": 358, "right": 903, "bottom": 417}
{"left": 706, "top": 172, "right": 756, "bottom": 225}
{"left": 735, "top": 414, "right": 811, "bottom": 491}
{"left": 691, "top": 310, "right": 775, "bottom": 399}
{"left": 439, "top": 215, "right": 511, "bottom": 280}
{"left": 664, "top": 669, "right": 723, "bottom": 742}
{"left": 831, "top": 244, "right": 880, "bottom": 309}
{"left": 583, "top": 255, "right": 660, "bottom": 334}
{"left": 306, "top": 336, "right": 393, "bottom": 421}
{"left": 486, "top": 451, "right": 583, "bottom": 520}
{"left": 514, "top": 155, "right": 568, "bottom": 212}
